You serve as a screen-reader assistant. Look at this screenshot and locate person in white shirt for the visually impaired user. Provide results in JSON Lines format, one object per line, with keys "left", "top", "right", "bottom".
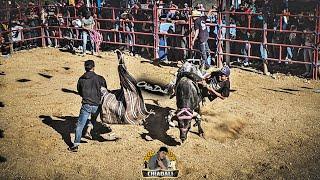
{"left": 81, "top": 10, "right": 95, "bottom": 56}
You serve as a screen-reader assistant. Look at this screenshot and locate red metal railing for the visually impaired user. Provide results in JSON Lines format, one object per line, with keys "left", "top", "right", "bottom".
{"left": 0, "top": 4, "right": 319, "bottom": 79}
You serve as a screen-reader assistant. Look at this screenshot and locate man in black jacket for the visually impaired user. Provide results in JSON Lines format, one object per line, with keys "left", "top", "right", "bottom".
{"left": 68, "top": 60, "right": 107, "bottom": 152}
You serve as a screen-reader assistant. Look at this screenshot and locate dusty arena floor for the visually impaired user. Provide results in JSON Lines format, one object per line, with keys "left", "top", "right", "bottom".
{"left": 0, "top": 48, "right": 319, "bottom": 179}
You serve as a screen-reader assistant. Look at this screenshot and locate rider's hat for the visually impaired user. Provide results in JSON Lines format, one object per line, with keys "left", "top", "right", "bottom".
{"left": 220, "top": 66, "right": 230, "bottom": 76}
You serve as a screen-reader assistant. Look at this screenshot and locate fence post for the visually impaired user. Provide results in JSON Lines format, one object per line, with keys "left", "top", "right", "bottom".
{"left": 314, "top": 4, "right": 320, "bottom": 80}
{"left": 153, "top": 3, "right": 159, "bottom": 62}
{"left": 57, "top": 26, "right": 61, "bottom": 47}
{"left": 188, "top": 15, "right": 192, "bottom": 56}
{"left": 41, "top": 26, "right": 45, "bottom": 47}
{"left": 217, "top": 11, "right": 223, "bottom": 68}
{"left": 279, "top": 14, "right": 283, "bottom": 31}
{"left": 279, "top": 45, "right": 282, "bottom": 63}
{"left": 112, "top": 7, "right": 116, "bottom": 43}
{"left": 248, "top": 13, "right": 251, "bottom": 61}
{"left": 225, "top": 0, "right": 230, "bottom": 66}
{"left": 7, "top": 1, "right": 14, "bottom": 54}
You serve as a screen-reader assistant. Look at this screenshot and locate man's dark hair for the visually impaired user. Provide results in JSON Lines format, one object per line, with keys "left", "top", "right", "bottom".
{"left": 84, "top": 10, "right": 91, "bottom": 18}
{"left": 84, "top": 60, "right": 95, "bottom": 71}
{"left": 159, "top": 146, "right": 168, "bottom": 153}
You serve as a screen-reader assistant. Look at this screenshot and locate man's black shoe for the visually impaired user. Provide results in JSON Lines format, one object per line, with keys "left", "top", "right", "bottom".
{"left": 68, "top": 145, "right": 78, "bottom": 152}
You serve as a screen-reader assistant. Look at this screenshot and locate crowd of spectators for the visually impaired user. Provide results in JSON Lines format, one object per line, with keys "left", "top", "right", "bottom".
{"left": 0, "top": 0, "right": 318, "bottom": 77}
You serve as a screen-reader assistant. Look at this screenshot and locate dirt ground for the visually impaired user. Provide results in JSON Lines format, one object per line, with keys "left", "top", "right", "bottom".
{"left": 0, "top": 48, "right": 319, "bottom": 179}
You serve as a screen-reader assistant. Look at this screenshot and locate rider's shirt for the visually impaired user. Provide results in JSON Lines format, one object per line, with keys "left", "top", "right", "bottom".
{"left": 208, "top": 71, "right": 230, "bottom": 97}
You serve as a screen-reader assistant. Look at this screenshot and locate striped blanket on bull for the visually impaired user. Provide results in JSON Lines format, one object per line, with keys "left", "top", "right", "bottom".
{"left": 100, "top": 50, "right": 151, "bottom": 125}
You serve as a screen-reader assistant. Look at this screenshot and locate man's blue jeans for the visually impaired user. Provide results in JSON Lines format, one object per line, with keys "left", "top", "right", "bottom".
{"left": 74, "top": 104, "right": 99, "bottom": 146}
{"left": 286, "top": 47, "right": 293, "bottom": 59}
{"left": 199, "top": 41, "right": 211, "bottom": 68}
{"left": 260, "top": 44, "right": 268, "bottom": 60}
{"left": 82, "top": 31, "right": 94, "bottom": 54}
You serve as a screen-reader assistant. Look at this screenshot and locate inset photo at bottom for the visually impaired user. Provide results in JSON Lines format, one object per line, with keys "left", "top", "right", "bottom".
{"left": 142, "top": 146, "right": 179, "bottom": 178}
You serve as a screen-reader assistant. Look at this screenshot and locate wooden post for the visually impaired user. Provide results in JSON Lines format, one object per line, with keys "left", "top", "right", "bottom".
{"left": 225, "top": 0, "right": 230, "bottom": 66}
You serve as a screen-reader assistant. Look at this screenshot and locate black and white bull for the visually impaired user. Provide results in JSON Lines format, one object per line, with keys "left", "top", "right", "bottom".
{"left": 168, "top": 76, "right": 204, "bottom": 142}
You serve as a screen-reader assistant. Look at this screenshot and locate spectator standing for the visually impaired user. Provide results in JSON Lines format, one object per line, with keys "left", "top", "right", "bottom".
{"left": 207, "top": 6, "right": 218, "bottom": 54}
{"left": 123, "top": 13, "right": 135, "bottom": 55}
{"left": 81, "top": 10, "right": 95, "bottom": 56}
{"left": 198, "top": 4, "right": 206, "bottom": 16}
{"left": 40, "top": 7, "right": 53, "bottom": 47}
{"left": 302, "top": 27, "right": 315, "bottom": 77}
{"left": 261, "top": 0, "right": 273, "bottom": 28}
{"left": 180, "top": 3, "right": 190, "bottom": 59}
{"left": 249, "top": 0, "right": 257, "bottom": 13}
{"left": 141, "top": 14, "right": 153, "bottom": 58}
{"left": 192, "top": 10, "right": 211, "bottom": 70}
{"left": 0, "top": 24, "right": 10, "bottom": 56}
{"left": 181, "top": 3, "right": 190, "bottom": 20}
{"left": 26, "top": 2, "right": 40, "bottom": 48}
{"left": 100, "top": 3, "right": 114, "bottom": 46}
{"left": 260, "top": 0, "right": 273, "bottom": 73}
{"left": 285, "top": 25, "right": 299, "bottom": 62}
{"left": 132, "top": 2, "right": 144, "bottom": 53}
{"left": 11, "top": 21, "right": 23, "bottom": 50}
{"left": 282, "top": 8, "right": 290, "bottom": 30}
{"left": 166, "top": 1, "right": 178, "bottom": 20}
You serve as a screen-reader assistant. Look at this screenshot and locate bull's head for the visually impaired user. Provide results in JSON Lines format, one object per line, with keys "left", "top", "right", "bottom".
{"left": 176, "top": 108, "right": 193, "bottom": 142}
{"left": 178, "top": 119, "right": 192, "bottom": 142}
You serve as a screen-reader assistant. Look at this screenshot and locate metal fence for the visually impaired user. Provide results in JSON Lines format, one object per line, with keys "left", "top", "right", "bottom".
{"left": 0, "top": 4, "right": 319, "bottom": 79}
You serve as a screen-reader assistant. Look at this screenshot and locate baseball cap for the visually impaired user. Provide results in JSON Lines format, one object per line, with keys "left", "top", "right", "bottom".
{"left": 220, "top": 66, "right": 230, "bottom": 76}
